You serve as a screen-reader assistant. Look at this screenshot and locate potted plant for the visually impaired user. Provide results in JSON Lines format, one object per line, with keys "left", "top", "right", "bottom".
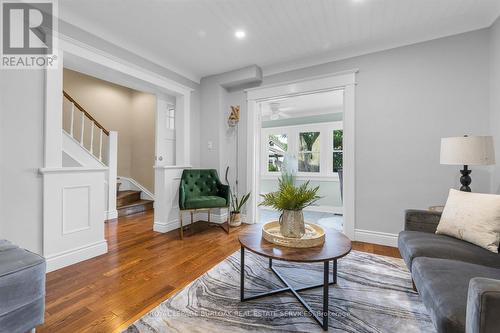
{"left": 230, "top": 192, "right": 251, "bottom": 227}
{"left": 259, "top": 176, "right": 320, "bottom": 238}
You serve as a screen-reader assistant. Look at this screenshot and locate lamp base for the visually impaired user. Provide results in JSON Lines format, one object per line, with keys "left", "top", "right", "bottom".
{"left": 460, "top": 165, "right": 471, "bottom": 192}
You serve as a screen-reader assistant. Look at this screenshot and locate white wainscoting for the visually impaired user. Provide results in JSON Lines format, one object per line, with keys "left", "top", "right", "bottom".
{"left": 40, "top": 167, "right": 108, "bottom": 272}
{"left": 153, "top": 165, "right": 190, "bottom": 233}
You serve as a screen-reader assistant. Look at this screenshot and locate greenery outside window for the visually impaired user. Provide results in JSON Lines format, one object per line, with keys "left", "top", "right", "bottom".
{"left": 299, "top": 132, "right": 320, "bottom": 172}
{"left": 268, "top": 134, "right": 288, "bottom": 172}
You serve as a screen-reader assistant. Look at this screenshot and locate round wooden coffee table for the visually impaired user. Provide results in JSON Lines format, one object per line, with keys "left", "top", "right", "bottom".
{"left": 239, "top": 223, "right": 352, "bottom": 331}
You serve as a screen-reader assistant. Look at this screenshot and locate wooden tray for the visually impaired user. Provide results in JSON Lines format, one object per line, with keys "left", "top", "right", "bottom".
{"left": 262, "top": 221, "right": 325, "bottom": 248}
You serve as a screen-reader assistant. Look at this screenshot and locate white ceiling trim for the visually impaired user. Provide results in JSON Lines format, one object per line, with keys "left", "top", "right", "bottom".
{"left": 57, "top": 31, "right": 194, "bottom": 95}
{"left": 262, "top": 24, "right": 493, "bottom": 77}
{"left": 58, "top": 17, "right": 201, "bottom": 83}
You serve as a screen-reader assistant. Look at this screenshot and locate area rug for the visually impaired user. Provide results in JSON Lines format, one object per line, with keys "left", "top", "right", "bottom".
{"left": 124, "top": 250, "right": 435, "bottom": 332}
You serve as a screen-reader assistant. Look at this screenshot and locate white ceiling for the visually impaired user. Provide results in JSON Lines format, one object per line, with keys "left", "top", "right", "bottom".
{"left": 261, "top": 90, "right": 343, "bottom": 120}
{"left": 59, "top": 0, "right": 500, "bottom": 82}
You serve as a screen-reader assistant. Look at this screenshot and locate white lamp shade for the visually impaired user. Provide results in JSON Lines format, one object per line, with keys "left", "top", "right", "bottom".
{"left": 440, "top": 136, "right": 495, "bottom": 166}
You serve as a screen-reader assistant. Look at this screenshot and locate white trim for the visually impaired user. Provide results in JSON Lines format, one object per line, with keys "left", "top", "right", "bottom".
{"left": 153, "top": 165, "right": 193, "bottom": 169}
{"left": 246, "top": 70, "right": 358, "bottom": 99}
{"left": 153, "top": 210, "right": 237, "bottom": 233}
{"left": 45, "top": 240, "right": 108, "bottom": 272}
{"left": 61, "top": 35, "right": 193, "bottom": 95}
{"left": 261, "top": 174, "right": 340, "bottom": 181}
{"left": 58, "top": 31, "right": 200, "bottom": 86}
{"left": 105, "top": 210, "right": 118, "bottom": 220}
{"left": 246, "top": 71, "right": 356, "bottom": 239}
{"left": 117, "top": 176, "right": 155, "bottom": 201}
{"left": 40, "top": 167, "right": 108, "bottom": 174}
{"left": 354, "top": 229, "right": 398, "bottom": 247}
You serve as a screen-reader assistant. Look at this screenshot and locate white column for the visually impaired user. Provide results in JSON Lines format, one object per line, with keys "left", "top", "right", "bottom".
{"left": 175, "top": 93, "right": 191, "bottom": 166}
{"left": 246, "top": 100, "right": 259, "bottom": 224}
{"left": 343, "top": 84, "right": 356, "bottom": 239}
{"left": 106, "top": 131, "right": 118, "bottom": 220}
{"left": 44, "top": 50, "right": 63, "bottom": 167}
{"left": 153, "top": 165, "right": 191, "bottom": 233}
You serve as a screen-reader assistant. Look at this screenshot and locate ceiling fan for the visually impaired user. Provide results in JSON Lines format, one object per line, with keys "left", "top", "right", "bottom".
{"left": 269, "top": 102, "right": 291, "bottom": 120}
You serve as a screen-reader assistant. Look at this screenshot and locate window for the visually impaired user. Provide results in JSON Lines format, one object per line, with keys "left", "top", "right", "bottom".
{"left": 333, "top": 130, "right": 343, "bottom": 172}
{"left": 268, "top": 134, "right": 288, "bottom": 172}
{"left": 262, "top": 122, "right": 342, "bottom": 177}
{"left": 167, "top": 108, "right": 175, "bottom": 130}
{"left": 298, "top": 131, "right": 320, "bottom": 172}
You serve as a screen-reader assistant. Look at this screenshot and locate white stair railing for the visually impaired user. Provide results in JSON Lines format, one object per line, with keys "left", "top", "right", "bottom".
{"left": 63, "top": 91, "right": 110, "bottom": 165}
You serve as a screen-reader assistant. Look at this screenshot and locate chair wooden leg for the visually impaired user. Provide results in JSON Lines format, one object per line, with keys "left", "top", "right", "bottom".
{"left": 227, "top": 207, "right": 231, "bottom": 234}
{"left": 179, "top": 211, "right": 183, "bottom": 240}
{"left": 190, "top": 211, "right": 194, "bottom": 226}
{"left": 208, "top": 209, "right": 211, "bottom": 223}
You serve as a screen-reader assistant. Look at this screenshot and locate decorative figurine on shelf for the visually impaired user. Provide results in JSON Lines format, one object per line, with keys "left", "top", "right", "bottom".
{"left": 228, "top": 105, "right": 240, "bottom": 127}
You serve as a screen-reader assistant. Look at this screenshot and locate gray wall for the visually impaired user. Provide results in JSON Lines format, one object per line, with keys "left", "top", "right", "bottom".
{"left": 0, "top": 70, "right": 45, "bottom": 253}
{"left": 490, "top": 17, "right": 500, "bottom": 194}
{"left": 201, "top": 29, "right": 492, "bottom": 236}
{"left": 0, "top": 22, "right": 202, "bottom": 254}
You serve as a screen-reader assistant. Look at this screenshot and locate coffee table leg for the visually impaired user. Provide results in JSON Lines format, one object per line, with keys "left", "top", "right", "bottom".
{"left": 323, "top": 260, "right": 329, "bottom": 330}
{"left": 269, "top": 258, "right": 272, "bottom": 268}
{"left": 240, "top": 246, "right": 245, "bottom": 301}
{"left": 333, "top": 259, "right": 337, "bottom": 284}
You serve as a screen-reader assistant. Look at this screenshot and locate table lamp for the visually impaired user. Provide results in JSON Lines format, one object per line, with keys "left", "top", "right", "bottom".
{"left": 440, "top": 135, "right": 495, "bottom": 192}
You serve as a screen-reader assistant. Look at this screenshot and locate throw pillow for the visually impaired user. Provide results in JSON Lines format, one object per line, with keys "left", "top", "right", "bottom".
{"left": 436, "top": 189, "right": 500, "bottom": 253}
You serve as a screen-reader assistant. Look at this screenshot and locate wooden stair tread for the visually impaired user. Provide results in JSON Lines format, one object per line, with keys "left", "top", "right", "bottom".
{"left": 118, "top": 199, "right": 153, "bottom": 209}
{"left": 117, "top": 190, "right": 140, "bottom": 199}
{"left": 117, "top": 198, "right": 154, "bottom": 217}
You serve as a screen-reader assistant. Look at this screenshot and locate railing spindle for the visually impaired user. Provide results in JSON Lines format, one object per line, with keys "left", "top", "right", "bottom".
{"left": 80, "top": 112, "right": 85, "bottom": 146}
{"left": 90, "top": 122, "right": 95, "bottom": 154}
{"left": 99, "top": 129, "right": 103, "bottom": 161}
{"left": 70, "top": 102, "right": 75, "bottom": 136}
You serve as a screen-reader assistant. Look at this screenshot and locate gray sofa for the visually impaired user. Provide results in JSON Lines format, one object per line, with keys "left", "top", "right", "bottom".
{"left": 0, "top": 240, "right": 46, "bottom": 333}
{"left": 398, "top": 210, "right": 500, "bottom": 333}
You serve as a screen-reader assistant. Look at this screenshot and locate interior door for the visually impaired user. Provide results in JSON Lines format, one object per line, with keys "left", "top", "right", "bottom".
{"left": 155, "top": 96, "right": 176, "bottom": 166}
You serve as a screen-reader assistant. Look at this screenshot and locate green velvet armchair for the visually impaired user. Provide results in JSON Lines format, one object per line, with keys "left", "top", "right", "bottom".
{"left": 178, "top": 169, "right": 230, "bottom": 239}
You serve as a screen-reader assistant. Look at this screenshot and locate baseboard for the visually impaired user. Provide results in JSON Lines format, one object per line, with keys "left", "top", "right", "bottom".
{"left": 104, "top": 209, "right": 118, "bottom": 220}
{"left": 153, "top": 210, "right": 238, "bottom": 234}
{"left": 354, "top": 229, "right": 398, "bottom": 247}
{"left": 45, "top": 240, "right": 108, "bottom": 272}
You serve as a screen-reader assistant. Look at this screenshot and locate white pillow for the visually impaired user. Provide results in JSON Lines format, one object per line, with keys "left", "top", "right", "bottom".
{"left": 436, "top": 189, "right": 500, "bottom": 253}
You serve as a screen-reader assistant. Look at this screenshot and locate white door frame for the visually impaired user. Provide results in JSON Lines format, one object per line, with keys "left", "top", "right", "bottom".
{"left": 245, "top": 70, "right": 357, "bottom": 238}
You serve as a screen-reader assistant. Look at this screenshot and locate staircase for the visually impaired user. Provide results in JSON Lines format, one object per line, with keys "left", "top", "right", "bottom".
{"left": 116, "top": 190, "right": 154, "bottom": 217}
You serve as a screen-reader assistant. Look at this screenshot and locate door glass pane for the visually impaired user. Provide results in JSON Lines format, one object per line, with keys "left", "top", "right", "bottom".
{"left": 268, "top": 134, "right": 287, "bottom": 172}
{"left": 299, "top": 131, "right": 320, "bottom": 172}
{"left": 299, "top": 132, "right": 320, "bottom": 151}
{"left": 333, "top": 130, "right": 343, "bottom": 150}
{"left": 333, "top": 152, "right": 343, "bottom": 172}
{"left": 299, "top": 152, "right": 320, "bottom": 172}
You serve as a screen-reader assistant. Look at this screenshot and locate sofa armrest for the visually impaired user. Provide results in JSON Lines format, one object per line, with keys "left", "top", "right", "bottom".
{"left": 466, "top": 277, "right": 500, "bottom": 333}
{"left": 179, "top": 182, "right": 186, "bottom": 210}
{"left": 404, "top": 209, "right": 441, "bottom": 233}
{"left": 218, "top": 184, "right": 230, "bottom": 207}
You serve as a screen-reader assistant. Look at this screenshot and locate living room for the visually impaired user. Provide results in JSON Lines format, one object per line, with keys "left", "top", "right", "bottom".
{"left": 1, "top": 0, "right": 500, "bottom": 332}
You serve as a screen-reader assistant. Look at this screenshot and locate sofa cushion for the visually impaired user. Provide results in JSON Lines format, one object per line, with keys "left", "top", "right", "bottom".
{"left": 0, "top": 240, "right": 46, "bottom": 316}
{"left": 398, "top": 231, "right": 500, "bottom": 271}
{"left": 412, "top": 258, "right": 500, "bottom": 333}
{"left": 184, "top": 196, "right": 227, "bottom": 209}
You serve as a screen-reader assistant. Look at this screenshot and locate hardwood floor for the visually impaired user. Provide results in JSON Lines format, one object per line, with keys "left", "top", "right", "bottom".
{"left": 39, "top": 211, "right": 400, "bottom": 333}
